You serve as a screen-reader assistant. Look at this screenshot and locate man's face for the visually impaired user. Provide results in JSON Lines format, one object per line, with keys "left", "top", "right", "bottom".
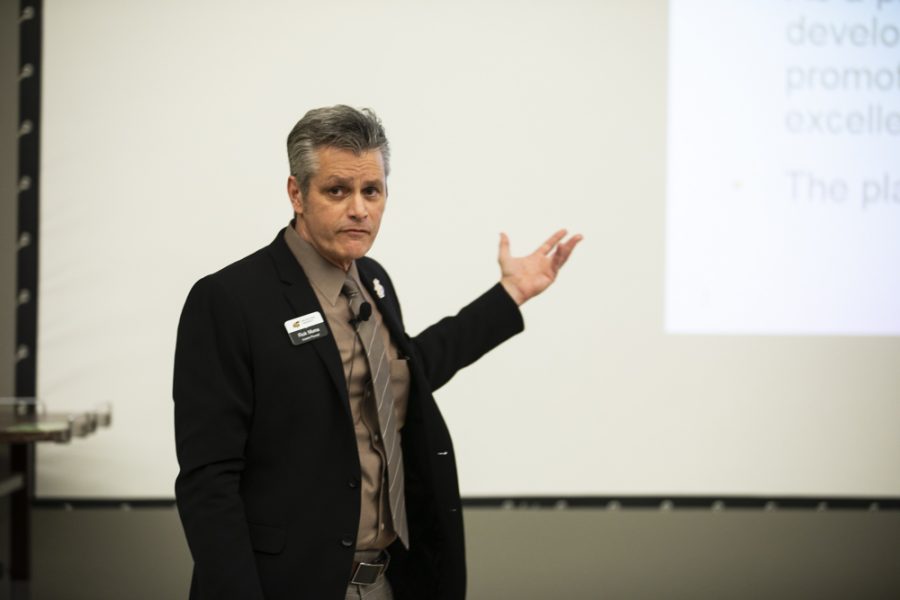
{"left": 289, "top": 146, "right": 387, "bottom": 271}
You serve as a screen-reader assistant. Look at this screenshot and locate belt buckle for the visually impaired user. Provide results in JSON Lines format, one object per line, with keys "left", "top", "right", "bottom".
{"left": 350, "top": 552, "right": 390, "bottom": 586}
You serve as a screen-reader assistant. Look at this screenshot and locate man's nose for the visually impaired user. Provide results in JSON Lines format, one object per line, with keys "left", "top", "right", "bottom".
{"left": 347, "top": 191, "right": 368, "bottom": 220}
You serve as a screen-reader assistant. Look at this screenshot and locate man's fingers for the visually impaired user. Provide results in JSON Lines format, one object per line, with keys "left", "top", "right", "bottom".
{"left": 551, "top": 234, "right": 583, "bottom": 271}
{"left": 563, "top": 234, "right": 583, "bottom": 255}
{"left": 498, "top": 232, "right": 511, "bottom": 262}
{"left": 538, "top": 229, "right": 568, "bottom": 256}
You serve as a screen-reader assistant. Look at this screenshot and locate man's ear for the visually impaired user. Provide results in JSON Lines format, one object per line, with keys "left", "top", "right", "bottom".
{"left": 287, "top": 176, "right": 304, "bottom": 216}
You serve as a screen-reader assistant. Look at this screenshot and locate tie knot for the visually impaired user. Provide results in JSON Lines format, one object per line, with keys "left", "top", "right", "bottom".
{"left": 341, "top": 277, "right": 361, "bottom": 299}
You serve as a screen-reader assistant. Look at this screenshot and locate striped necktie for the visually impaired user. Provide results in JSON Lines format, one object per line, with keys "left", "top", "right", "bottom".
{"left": 342, "top": 276, "right": 409, "bottom": 548}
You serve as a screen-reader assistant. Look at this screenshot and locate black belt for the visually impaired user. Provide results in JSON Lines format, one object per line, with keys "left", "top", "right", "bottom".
{"left": 350, "top": 551, "right": 390, "bottom": 586}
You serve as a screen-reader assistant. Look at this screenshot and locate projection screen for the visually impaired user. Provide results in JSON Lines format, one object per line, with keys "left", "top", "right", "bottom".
{"left": 36, "top": 0, "right": 900, "bottom": 499}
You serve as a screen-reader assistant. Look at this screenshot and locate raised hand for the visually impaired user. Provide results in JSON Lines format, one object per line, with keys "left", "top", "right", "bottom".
{"left": 498, "top": 229, "right": 583, "bottom": 306}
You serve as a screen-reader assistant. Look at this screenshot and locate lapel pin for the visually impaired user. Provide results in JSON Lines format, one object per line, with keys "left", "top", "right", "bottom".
{"left": 372, "top": 278, "right": 386, "bottom": 299}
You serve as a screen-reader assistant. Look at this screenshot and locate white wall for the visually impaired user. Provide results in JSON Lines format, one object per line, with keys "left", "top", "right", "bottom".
{"left": 35, "top": 0, "right": 900, "bottom": 499}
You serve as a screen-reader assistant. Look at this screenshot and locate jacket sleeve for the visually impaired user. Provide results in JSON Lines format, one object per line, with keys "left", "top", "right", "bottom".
{"left": 173, "top": 275, "right": 264, "bottom": 600}
{"left": 410, "top": 283, "right": 525, "bottom": 392}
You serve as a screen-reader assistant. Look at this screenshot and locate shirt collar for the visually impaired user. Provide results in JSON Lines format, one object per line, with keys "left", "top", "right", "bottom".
{"left": 283, "top": 222, "right": 361, "bottom": 307}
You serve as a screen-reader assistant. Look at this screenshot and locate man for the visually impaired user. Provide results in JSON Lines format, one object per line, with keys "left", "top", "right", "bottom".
{"left": 174, "top": 105, "right": 581, "bottom": 600}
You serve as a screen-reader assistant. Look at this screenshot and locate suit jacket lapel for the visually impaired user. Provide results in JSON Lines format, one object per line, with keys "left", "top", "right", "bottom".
{"left": 267, "top": 231, "right": 350, "bottom": 415}
{"left": 356, "top": 260, "right": 412, "bottom": 358}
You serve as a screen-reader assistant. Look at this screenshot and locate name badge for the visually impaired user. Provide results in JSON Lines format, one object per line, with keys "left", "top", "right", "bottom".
{"left": 284, "top": 312, "right": 329, "bottom": 346}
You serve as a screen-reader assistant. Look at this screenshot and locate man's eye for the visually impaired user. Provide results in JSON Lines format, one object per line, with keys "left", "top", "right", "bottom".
{"left": 363, "top": 187, "right": 380, "bottom": 197}
{"left": 328, "top": 187, "right": 344, "bottom": 196}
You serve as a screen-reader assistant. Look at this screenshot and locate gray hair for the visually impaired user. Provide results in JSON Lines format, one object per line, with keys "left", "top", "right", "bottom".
{"left": 286, "top": 105, "right": 390, "bottom": 197}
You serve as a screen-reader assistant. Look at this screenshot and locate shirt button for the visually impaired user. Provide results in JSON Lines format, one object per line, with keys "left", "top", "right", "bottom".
{"left": 374, "top": 434, "right": 381, "bottom": 442}
{"left": 348, "top": 479, "right": 358, "bottom": 489}
{"left": 341, "top": 537, "right": 354, "bottom": 548}
{"left": 380, "top": 523, "right": 385, "bottom": 530}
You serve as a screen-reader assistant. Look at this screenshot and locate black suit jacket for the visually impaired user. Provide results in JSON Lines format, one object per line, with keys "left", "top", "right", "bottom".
{"left": 173, "top": 230, "right": 523, "bottom": 599}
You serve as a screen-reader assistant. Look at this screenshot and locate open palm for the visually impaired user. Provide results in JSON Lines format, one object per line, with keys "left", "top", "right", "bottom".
{"left": 498, "top": 229, "right": 583, "bottom": 305}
